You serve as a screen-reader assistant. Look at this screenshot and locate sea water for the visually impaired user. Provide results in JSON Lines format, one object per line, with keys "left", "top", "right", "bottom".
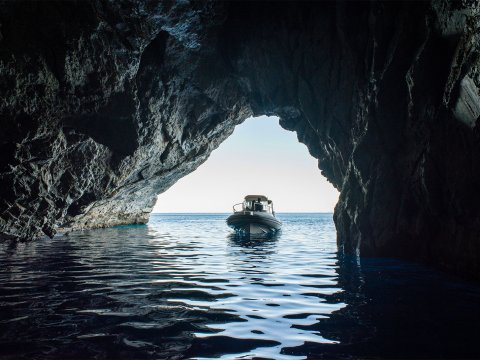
{"left": 1, "top": 213, "right": 479, "bottom": 359}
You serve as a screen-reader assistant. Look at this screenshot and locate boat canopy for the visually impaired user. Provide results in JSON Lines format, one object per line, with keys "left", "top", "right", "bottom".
{"left": 244, "top": 195, "right": 269, "bottom": 202}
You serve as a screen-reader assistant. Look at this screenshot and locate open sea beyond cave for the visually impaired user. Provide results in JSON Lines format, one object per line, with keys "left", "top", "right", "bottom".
{"left": 1, "top": 213, "right": 480, "bottom": 359}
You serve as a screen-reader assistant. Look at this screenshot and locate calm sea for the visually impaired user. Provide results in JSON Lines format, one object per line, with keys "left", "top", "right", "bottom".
{"left": 1, "top": 213, "right": 480, "bottom": 359}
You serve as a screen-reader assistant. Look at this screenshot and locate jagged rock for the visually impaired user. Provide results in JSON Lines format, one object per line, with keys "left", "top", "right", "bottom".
{"left": 0, "top": 1, "right": 479, "bottom": 278}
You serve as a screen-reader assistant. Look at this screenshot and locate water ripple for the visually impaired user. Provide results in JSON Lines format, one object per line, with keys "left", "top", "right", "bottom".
{"left": 0, "top": 214, "right": 341, "bottom": 359}
{"left": 2, "top": 213, "right": 480, "bottom": 359}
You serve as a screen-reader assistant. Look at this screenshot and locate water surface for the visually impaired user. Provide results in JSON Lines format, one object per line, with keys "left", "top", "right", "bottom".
{"left": 1, "top": 214, "right": 479, "bottom": 359}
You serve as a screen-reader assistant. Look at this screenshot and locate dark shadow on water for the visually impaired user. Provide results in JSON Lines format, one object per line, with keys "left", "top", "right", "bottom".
{"left": 283, "top": 254, "right": 480, "bottom": 359}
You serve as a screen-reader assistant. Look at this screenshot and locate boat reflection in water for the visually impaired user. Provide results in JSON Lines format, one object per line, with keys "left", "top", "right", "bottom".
{"left": 226, "top": 195, "right": 282, "bottom": 237}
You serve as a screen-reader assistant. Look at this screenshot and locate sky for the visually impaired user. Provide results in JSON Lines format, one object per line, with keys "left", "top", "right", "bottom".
{"left": 153, "top": 116, "right": 339, "bottom": 213}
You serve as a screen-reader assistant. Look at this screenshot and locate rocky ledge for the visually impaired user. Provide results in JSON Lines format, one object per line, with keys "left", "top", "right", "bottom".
{"left": 1, "top": 1, "right": 479, "bottom": 278}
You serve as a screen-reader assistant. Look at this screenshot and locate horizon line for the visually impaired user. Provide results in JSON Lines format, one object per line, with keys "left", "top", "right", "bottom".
{"left": 151, "top": 212, "right": 334, "bottom": 214}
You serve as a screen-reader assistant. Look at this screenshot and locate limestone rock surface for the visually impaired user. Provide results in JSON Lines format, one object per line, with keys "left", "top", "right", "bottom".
{"left": 1, "top": 0, "right": 480, "bottom": 278}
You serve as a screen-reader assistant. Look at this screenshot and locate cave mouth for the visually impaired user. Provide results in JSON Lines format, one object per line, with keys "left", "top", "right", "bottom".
{"left": 2, "top": 1, "right": 480, "bottom": 357}
{"left": 1, "top": 0, "right": 479, "bottom": 281}
{"left": 152, "top": 115, "right": 339, "bottom": 214}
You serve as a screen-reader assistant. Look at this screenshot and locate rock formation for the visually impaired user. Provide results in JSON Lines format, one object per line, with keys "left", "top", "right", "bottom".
{"left": 0, "top": 1, "right": 479, "bottom": 277}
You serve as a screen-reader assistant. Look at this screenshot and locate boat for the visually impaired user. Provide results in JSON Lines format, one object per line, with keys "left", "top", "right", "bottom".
{"left": 226, "top": 195, "right": 282, "bottom": 236}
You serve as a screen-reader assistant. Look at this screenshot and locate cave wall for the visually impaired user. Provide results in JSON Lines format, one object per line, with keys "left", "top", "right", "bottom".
{"left": 1, "top": 1, "right": 480, "bottom": 278}
{"left": 0, "top": 0, "right": 251, "bottom": 237}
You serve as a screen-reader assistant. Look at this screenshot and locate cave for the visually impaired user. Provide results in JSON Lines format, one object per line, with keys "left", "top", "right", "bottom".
{"left": 1, "top": 0, "right": 480, "bottom": 280}
{"left": 2, "top": 1, "right": 480, "bottom": 358}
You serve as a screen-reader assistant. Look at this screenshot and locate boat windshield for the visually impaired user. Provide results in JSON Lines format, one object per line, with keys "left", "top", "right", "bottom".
{"left": 232, "top": 197, "right": 275, "bottom": 214}
{"left": 244, "top": 200, "right": 271, "bottom": 213}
